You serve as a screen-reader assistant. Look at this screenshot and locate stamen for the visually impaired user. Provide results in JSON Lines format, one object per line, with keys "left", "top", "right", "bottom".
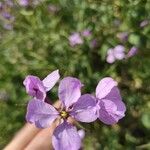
{"left": 60, "top": 111, "right": 68, "bottom": 119}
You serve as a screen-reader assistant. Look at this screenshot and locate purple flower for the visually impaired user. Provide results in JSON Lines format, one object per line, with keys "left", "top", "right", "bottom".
{"left": 19, "top": 0, "right": 29, "bottom": 6}
{"left": 23, "top": 70, "right": 60, "bottom": 100}
{"left": 106, "top": 45, "right": 125, "bottom": 63}
{"left": 114, "top": 45, "right": 125, "bottom": 59}
{"left": 140, "top": 20, "right": 149, "bottom": 27}
{"left": 3, "top": 24, "right": 13, "bottom": 30}
{"left": 81, "top": 29, "right": 91, "bottom": 37}
{"left": 2, "top": 12, "right": 15, "bottom": 21}
{"left": 126, "top": 46, "right": 138, "bottom": 58}
{"left": 26, "top": 77, "right": 97, "bottom": 150}
{"left": 94, "top": 77, "right": 126, "bottom": 125}
{"left": 69, "top": 33, "right": 83, "bottom": 47}
{"left": 117, "top": 32, "right": 128, "bottom": 42}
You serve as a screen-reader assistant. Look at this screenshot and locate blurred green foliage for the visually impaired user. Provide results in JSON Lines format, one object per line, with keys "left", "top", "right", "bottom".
{"left": 0, "top": 0, "right": 150, "bottom": 149}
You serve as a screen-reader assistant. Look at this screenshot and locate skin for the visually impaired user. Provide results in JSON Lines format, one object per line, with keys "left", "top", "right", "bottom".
{"left": 4, "top": 101, "right": 74, "bottom": 150}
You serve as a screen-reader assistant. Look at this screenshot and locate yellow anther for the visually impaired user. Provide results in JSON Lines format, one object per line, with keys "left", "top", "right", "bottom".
{"left": 60, "top": 111, "right": 68, "bottom": 119}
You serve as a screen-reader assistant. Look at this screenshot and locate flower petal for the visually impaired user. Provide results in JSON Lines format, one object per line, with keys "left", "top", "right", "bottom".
{"left": 70, "top": 94, "right": 97, "bottom": 122}
{"left": 58, "top": 77, "right": 82, "bottom": 108}
{"left": 126, "top": 46, "right": 138, "bottom": 58}
{"left": 23, "top": 75, "right": 46, "bottom": 100}
{"left": 52, "top": 121, "right": 81, "bottom": 150}
{"left": 42, "top": 70, "right": 60, "bottom": 91}
{"left": 104, "top": 87, "right": 126, "bottom": 112}
{"left": 106, "top": 54, "right": 116, "bottom": 63}
{"left": 97, "top": 87, "right": 126, "bottom": 125}
{"left": 26, "top": 99, "right": 59, "bottom": 128}
{"left": 96, "top": 77, "right": 118, "bottom": 99}
{"left": 114, "top": 45, "right": 125, "bottom": 60}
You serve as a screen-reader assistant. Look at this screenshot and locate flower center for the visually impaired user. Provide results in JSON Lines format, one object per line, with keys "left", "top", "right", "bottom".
{"left": 60, "top": 111, "right": 68, "bottom": 119}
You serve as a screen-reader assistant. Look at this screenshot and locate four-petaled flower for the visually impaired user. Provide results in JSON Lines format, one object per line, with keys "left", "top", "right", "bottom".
{"left": 26, "top": 77, "right": 97, "bottom": 150}
{"left": 106, "top": 45, "right": 125, "bottom": 63}
{"left": 69, "top": 33, "right": 83, "bottom": 47}
{"left": 94, "top": 77, "right": 126, "bottom": 125}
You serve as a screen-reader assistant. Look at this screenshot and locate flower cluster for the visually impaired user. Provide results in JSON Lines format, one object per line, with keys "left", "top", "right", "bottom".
{"left": 18, "top": 0, "right": 29, "bottom": 6}
{"left": 18, "top": 0, "right": 43, "bottom": 7}
{"left": 0, "top": 0, "right": 15, "bottom": 30}
{"left": 106, "top": 45, "right": 125, "bottom": 64}
{"left": 106, "top": 45, "right": 138, "bottom": 63}
{"left": 24, "top": 70, "right": 126, "bottom": 150}
{"left": 69, "top": 29, "right": 93, "bottom": 46}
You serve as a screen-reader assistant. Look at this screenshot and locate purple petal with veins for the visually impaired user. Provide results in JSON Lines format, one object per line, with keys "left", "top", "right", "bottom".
{"left": 26, "top": 99, "right": 59, "bottom": 128}
{"left": 42, "top": 70, "right": 60, "bottom": 91}
{"left": 70, "top": 94, "right": 97, "bottom": 122}
{"left": 58, "top": 77, "right": 82, "bottom": 109}
{"left": 96, "top": 77, "right": 117, "bottom": 99}
{"left": 52, "top": 121, "right": 81, "bottom": 150}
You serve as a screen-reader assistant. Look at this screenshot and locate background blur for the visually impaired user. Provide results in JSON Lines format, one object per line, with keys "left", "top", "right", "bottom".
{"left": 0, "top": 0, "right": 150, "bottom": 149}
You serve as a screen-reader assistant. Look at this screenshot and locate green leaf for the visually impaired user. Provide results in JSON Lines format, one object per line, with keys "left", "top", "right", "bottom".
{"left": 20, "top": 10, "right": 33, "bottom": 16}
{"left": 141, "top": 112, "right": 150, "bottom": 129}
{"left": 128, "top": 34, "right": 141, "bottom": 46}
